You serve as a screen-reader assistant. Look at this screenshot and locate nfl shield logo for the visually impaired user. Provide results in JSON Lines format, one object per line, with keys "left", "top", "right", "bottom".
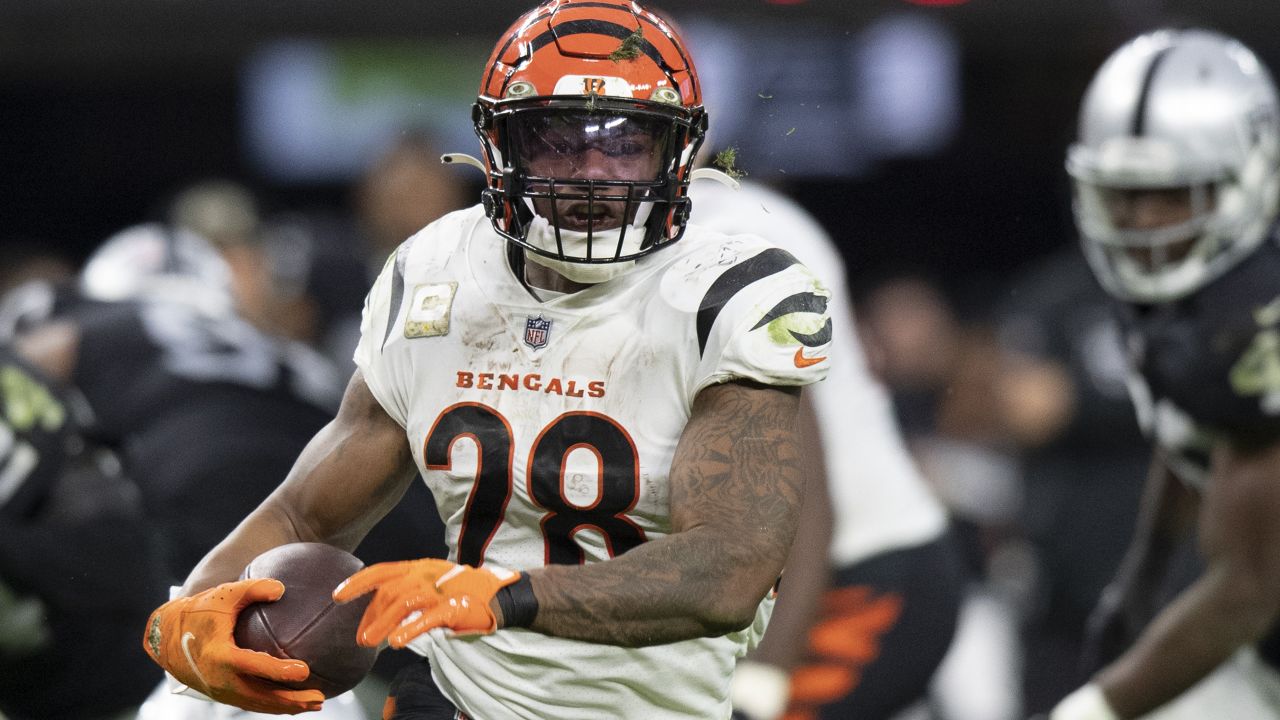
{"left": 524, "top": 315, "right": 552, "bottom": 350}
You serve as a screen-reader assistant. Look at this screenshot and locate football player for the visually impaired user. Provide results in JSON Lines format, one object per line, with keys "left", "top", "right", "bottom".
{"left": 6, "top": 223, "right": 447, "bottom": 719}
{"left": 1051, "top": 29, "right": 1280, "bottom": 720}
{"left": 8, "top": 223, "right": 348, "bottom": 581}
{"left": 0, "top": 344, "right": 167, "bottom": 720}
{"left": 690, "top": 179, "right": 962, "bottom": 720}
{"left": 140, "top": 2, "right": 833, "bottom": 719}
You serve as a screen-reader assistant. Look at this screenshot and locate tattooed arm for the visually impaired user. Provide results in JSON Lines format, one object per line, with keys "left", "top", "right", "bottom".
{"left": 524, "top": 379, "right": 806, "bottom": 646}
{"left": 180, "top": 370, "right": 419, "bottom": 596}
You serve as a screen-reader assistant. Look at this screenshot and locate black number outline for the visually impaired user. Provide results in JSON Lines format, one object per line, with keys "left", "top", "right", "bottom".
{"left": 424, "top": 405, "right": 646, "bottom": 566}
{"left": 528, "top": 411, "right": 646, "bottom": 565}
{"left": 423, "top": 403, "right": 515, "bottom": 567}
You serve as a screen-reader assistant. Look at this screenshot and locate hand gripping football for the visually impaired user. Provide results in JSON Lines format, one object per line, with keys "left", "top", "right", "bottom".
{"left": 233, "top": 543, "right": 379, "bottom": 697}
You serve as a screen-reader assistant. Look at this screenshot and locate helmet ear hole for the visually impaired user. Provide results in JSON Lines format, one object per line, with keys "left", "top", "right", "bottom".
{"left": 481, "top": 192, "right": 504, "bottom": 221}
{"left": 473, "top": 103, "right": 492, "bottom": 131}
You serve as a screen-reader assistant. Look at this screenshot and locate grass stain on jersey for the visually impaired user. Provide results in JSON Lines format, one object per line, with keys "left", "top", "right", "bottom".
{"left": 765, "top": 312, "right": 828, "bottom": 347}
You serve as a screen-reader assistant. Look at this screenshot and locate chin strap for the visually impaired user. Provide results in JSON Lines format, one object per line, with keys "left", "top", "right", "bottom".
{"left": 441, "top": 153, "right": 487, "bottom": 173}
{"left": 690, "top": 168, "right": 741, "bottom": 190}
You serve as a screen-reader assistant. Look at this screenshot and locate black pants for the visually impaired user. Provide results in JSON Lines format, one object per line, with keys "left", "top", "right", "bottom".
{"left": 383, "top": 659, "right": 469, "bottom": 720}
{"left": 786, "top": 529, "right": 964, "bottom": 720}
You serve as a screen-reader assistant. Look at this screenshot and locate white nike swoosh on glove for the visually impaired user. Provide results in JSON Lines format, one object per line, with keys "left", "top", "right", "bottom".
{"left": 181, "top": 631, "right": 212, "bottom": 692}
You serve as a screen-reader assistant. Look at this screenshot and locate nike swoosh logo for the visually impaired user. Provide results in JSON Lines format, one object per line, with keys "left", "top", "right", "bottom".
{"left": 181, "top": 631, "right": 211, "bottom": 692}
{"left": 794, "top": 347, "right": 827, "bottom": 368}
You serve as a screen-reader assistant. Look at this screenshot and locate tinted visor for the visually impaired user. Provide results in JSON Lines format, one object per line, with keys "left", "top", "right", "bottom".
{"left": 511, "top": 110, "right": 674, "bottom": 184}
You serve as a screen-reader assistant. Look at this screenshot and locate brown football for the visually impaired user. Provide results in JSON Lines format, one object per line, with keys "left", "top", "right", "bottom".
{"left": 233, "top": 542, "right": 379, "bottom": 698}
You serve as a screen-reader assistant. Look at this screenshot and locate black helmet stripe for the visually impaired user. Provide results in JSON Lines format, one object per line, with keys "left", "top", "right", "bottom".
{"left": 499, "top": 21, "right": 677, "bottom": 100}
{"left": 484, "top": 3, "right": 648, "bottom": 94}
{"left": 483, "top": 9, "right": 554, "bottom": 94}
{"left": 484, "top": 3, "right": 693, "bottom": 102}
{"left": 530, "top": 20, "right": 670, "bottom": 71}
{"left": 1131, "top": 45, "right": 1176, "bottom": 136}
{"left": 566, "top": 4, "right": 696, "bottom": 81}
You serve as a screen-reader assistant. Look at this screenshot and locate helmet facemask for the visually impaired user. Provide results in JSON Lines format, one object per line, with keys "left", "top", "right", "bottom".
{"left": 1069, "top": 134, "right": 1279, "bottom": 302}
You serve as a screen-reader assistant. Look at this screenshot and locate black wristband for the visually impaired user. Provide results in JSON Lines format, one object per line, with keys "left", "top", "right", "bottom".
{"left": 495, "top": 572, "right": 539, "bottom": 628}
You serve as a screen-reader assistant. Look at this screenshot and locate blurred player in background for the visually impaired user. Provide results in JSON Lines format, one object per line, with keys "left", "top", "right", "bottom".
{"left": 2, "top": 224, "right": 385, "bottom": 720}
{"left": 168, "top": 172, "right": 452, "bottom": 713}
{"left": 1052, "top": 28, "right": 1280, "bottom": 720}
{"left": 169, "top": 179, "right": 373, "bottom": 373}
{"left": 140, "top": 1, "right": 833, "bottom": 718}
{"left": 8, "top": 223, "right": 345, "bottom": 580}
{"left": 690, "top": 179, "right": 963, "bottom": 720}
{"left": 0, "top": 344, "right": 166, "bottom": 720}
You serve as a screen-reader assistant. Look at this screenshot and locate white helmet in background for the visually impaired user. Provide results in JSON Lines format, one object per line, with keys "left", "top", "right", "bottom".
{"left": 1066, "top": 28, "right": 1280, "bottom": 303}
{"left": 79, "top": 223, "right": 234, "bottom": 316}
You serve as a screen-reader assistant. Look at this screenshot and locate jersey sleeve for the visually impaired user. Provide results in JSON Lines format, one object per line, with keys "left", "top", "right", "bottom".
{"left": 692, "top": 245, "right": 833, "bottom": 394}
{"left": 353, "top": 246, "right": 412, "bottom": 428}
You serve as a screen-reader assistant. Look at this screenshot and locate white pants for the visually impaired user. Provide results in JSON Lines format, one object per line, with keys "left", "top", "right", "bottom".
{"left": 135, "top": 680, "right": 369, "bottom": 720}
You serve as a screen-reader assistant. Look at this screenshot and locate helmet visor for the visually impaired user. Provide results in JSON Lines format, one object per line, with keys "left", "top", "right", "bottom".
{"left": 510, "top": 110, "right": 674, "bottom": 185}
{"left": 508, "top": 109, "right": 677, "bottom": 235}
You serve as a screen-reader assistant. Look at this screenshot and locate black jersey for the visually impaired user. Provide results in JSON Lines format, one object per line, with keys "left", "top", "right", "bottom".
{"left": 73, "top": 296, "right": 342, "bottom": 577}
{"left": 0, "top": 344, "right": 166, "bottom": 719}
{"left": 1118, "top": 233, "right": 1280, "bottom": 484}
{"left": 1117, "top": 232, "right": 1280, "bottom": 669}
{"left": 43, "top": 287, "right": 443, "bottom": 584}
{"left": 67, "top": 296, "right": 342, "bottom": 442}
{"left": 54, "top": 291, "right": 345, "bottom": 578}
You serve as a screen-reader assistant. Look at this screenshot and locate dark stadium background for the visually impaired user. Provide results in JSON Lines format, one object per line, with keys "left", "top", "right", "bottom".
{"left": 0, "top": 0, "right": 1264, "bottom": 315}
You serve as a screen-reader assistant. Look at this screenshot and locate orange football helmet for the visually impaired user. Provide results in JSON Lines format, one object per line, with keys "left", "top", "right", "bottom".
{"left": 473, "top": 0, "right": 707, "bottom": 275}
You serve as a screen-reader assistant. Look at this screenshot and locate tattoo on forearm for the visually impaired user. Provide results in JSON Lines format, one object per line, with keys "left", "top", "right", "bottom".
{"left": 530, "top": 382, "right": 804, "bottom": 646}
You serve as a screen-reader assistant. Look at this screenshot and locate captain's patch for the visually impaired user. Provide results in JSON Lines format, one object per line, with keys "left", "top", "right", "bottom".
{"left": 404, "top": 282, "right": 458, "bottom": 339}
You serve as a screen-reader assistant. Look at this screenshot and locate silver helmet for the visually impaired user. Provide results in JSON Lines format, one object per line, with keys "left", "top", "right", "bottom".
{"left": 1067, "top": 29, "right": 1280, "bottom": 302}
{"left": 79, "top": 223, "right": 234, "bottom": 317}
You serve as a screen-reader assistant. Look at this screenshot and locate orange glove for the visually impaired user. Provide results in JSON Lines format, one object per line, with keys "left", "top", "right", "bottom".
{"left": 142, "top": 579, "right": 324, "bottom": 715}
{"left": 333, "top": 559, "right": 519, "bottom": 648}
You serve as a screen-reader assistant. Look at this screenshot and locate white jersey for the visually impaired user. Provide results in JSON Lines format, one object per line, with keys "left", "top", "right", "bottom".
{"left": 354, "top": 204, "right": 831, "bottom": 720}
{"left": 688, "top": 180, "right": 947, "bottom": 568}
